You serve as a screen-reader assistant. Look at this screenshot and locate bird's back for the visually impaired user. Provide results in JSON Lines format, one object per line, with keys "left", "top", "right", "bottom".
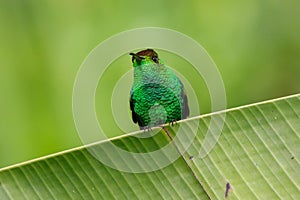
{"left": 130, "top": 63, "right": 189, "bottom": 129}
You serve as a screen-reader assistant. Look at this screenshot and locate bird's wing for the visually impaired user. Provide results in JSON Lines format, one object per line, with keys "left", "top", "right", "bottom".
{"left": 180, "top": 81, "right": 190, "bottom": 119}
{"left": 129, "top": 93, "right": 138, "bottom": 124}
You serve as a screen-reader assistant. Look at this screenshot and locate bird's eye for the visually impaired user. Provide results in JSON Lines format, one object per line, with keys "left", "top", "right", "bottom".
{"left": 152, "top": 56, "right": 159, "bottom": 63}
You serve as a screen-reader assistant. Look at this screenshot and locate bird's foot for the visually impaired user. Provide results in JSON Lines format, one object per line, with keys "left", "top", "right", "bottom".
{"left": 169, "top": 119, "right": 177, "bottom": 127}
{"left": 141, "top": 126, "right": 152, "bottom": 132}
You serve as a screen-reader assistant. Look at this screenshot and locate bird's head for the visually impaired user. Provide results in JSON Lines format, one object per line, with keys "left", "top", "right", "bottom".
{"left": 130, "top": 49, "right": 161, "bottom": 67}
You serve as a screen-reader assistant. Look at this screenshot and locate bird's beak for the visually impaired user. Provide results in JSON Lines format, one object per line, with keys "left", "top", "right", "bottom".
{"left": 129, "top": 53, "right": 145, "bottom": 62}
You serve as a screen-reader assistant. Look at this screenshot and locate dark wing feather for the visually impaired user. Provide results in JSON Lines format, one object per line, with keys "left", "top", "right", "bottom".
{"left": 129, "top": 94, "right": 138, "bottom": 124}
{"left": 182, "top": 91, "right": 189, "bottom": 119}
{"left": 180, "top": 81, "right": 190, "bottom": 119}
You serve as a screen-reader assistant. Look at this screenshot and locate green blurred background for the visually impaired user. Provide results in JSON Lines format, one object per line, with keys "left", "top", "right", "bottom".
{"left": 1, "top": 0, "right": 299, "bottom": 168}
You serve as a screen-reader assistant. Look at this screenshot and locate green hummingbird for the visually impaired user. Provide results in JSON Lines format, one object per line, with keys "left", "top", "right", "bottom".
{"left": 129, "top": 49, "right": 189, "bottom": 130}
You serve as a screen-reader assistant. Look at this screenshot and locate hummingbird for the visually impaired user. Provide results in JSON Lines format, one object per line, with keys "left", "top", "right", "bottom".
{"left": 129, "top": 49, "right": 189, "bottom": 130}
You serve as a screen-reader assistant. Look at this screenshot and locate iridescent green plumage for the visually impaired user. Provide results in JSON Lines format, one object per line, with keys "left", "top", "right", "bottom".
{"left": 129, "top": 49, "right": 189, "bottom": 129}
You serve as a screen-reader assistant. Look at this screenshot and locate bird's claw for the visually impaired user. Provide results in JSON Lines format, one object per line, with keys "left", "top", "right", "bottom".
{"left": 141, "top": 126, "right": 152, "bottom": 132}
{"left": 169, "top": 119, "right": 177, "bottom": 126}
